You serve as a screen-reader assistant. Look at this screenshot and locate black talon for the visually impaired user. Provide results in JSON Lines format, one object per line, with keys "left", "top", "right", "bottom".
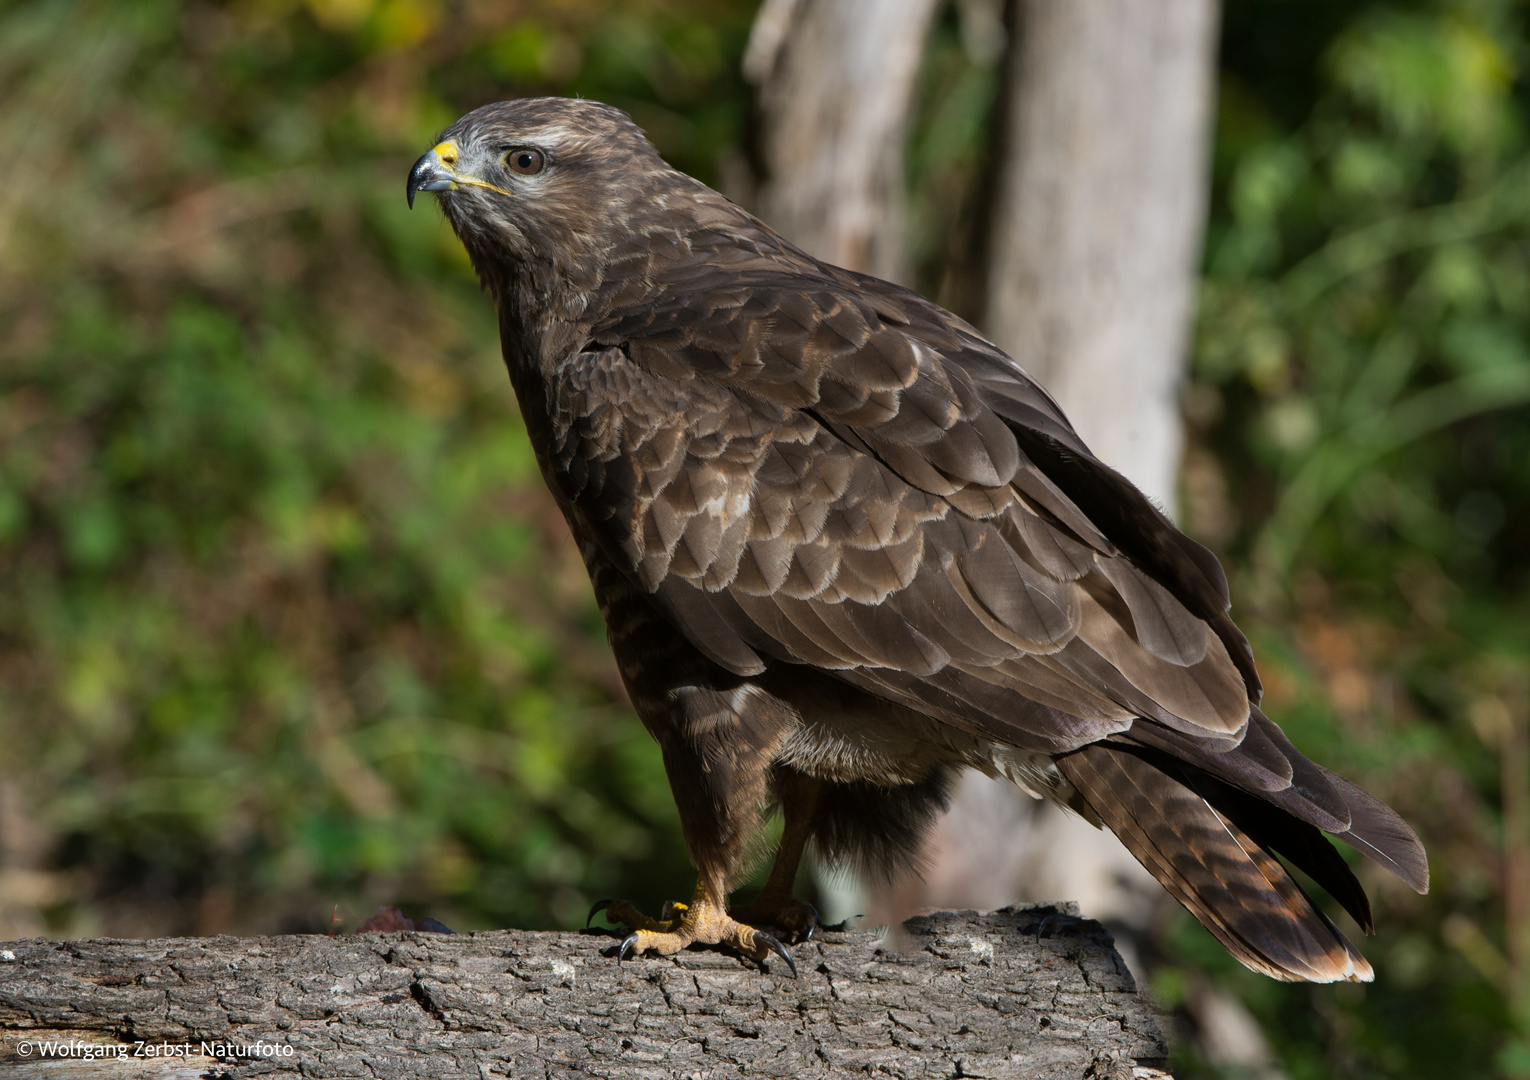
{"left": 800, "top": 902, "right": 821, "bottom": 943}
{"left": 756, "top": 931, "right": 797, "bottom": 978}
{"left": 618, "top": 932, "right": 641, "bottom": 961}
{"left": 587, "top": 899, "right": 614, "bottom": 929}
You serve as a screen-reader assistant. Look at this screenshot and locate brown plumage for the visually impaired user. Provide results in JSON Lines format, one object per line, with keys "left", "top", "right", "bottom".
{"left": 406, "top": 97, "right": 1428, "bottom": 982}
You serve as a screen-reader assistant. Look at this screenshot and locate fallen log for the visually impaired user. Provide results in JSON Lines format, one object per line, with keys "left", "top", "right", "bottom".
{"left": 0, "top": 905, "right": 1170, "bottom": 1079}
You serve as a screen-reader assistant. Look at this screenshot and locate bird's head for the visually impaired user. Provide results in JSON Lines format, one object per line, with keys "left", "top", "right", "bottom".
{"left": 407, "top": 97, "right": 681, "bottom": 312}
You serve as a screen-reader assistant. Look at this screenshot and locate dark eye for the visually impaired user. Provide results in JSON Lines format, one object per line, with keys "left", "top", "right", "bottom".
{"left": 506, "top": 148, "right": 545, "bottom": 176}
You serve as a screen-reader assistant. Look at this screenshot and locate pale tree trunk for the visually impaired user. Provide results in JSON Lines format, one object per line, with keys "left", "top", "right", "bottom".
{"left": 744, "top": 0, "right": 942, "bottom": 283}
{"left": 870, "top": 0, "right": 1220, "bottom": 972}
{"left": 984, "top": 0, "right": 1216, "bottom": 514}
{"left": 745, "top": 3, "right": 1272, "bottom": 1068}
{"left": 744, "top": 0, "right": 1218, "bottom": 939}
{"left": 743, "top": 0, "right": 944, "bottom": 929}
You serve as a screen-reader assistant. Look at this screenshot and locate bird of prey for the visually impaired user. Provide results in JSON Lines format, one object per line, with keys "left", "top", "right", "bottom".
{"left": 406, "top": 97, "right": 1427, "bottom": 983}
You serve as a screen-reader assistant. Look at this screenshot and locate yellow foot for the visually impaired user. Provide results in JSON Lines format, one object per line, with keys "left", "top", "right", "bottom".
{"left": 587, "top": 897, "right": 797, "bottom": 976}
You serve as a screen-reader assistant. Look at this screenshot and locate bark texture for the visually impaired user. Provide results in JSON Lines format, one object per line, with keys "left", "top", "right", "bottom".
{"left": 0, "top": 907, "right": 1169, "bottom": 1079}
{"left": 746, "top": 0, "right": 941, "bottom": 282}
{"left": 984, "top": 0, "right": 1218, "bottom": 512}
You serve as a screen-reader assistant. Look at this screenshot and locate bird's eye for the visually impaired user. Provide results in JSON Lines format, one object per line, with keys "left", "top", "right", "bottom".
{"left": 506, "top": 148, "right": 545, "bottom": 176}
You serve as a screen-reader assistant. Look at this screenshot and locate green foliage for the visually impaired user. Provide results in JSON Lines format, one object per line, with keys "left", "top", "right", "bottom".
{"left": 0, "top": 0, "right": 754, "bottom": 937}
{"left": 1171, "top": 0, "right": 1530, "bottom": 1075}
{"left": 2, "top": 0, "right": 1527, "bottom": 1074}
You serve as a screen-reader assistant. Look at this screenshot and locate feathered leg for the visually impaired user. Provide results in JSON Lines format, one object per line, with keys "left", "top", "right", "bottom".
{"left": 584, "top": 564, "right": 800, "bottom": 972}
{"left": 730, "top": 767, "right": 826, "bottom": 942}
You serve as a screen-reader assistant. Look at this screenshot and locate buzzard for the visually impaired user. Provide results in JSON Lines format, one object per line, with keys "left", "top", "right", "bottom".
{"left": 407, "top": 98, "right": 1427, "bottom": 983}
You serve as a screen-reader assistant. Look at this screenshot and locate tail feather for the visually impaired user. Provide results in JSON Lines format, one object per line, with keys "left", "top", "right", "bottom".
{"left": 1060, "top": 741, "right": 1373, "bottom": 983}
{"left": 1128, "top": 710, "right": 1429, "bottom": 896}
{"left": 1316, "top": 765, "right": 1430, "bottom": 893}
{"left": 1176, "top": 764, "right": 1373, "bottom": 932}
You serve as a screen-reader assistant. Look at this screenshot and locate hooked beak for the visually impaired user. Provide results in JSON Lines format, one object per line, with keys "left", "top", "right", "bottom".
{"left": 407, "top": 141, "right": 461, "bottom": 208}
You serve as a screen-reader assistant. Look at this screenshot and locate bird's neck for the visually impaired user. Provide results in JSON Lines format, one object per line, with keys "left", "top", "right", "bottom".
{"left": 483, "top": 187, "right": 799, "bottom": 386}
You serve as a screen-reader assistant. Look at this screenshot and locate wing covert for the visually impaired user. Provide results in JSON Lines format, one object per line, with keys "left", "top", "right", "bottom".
{"left": 550, "top": 263, "right": 1255, "bottom": 756}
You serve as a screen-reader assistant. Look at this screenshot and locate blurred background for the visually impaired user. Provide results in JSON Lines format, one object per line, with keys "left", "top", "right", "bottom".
{"left": 1, "top": 0, "right": 1528, "bottom": 1076}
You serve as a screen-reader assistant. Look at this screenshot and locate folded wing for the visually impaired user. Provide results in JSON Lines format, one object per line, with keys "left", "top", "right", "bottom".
{"left": 549, "top": 242, "right": 1426, "bottom": 981}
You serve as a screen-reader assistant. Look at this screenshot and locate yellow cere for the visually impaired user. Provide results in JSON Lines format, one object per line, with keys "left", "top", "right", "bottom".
{"left": 432, "top": 141, "right": 459, "bottom": 166}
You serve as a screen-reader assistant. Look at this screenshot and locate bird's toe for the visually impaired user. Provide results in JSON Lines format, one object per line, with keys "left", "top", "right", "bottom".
{"left": 587, "top": 898, "right": 682, "bottom": 935}
{"left": 729, "top": 895, "right": 823, "bottom": 944}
